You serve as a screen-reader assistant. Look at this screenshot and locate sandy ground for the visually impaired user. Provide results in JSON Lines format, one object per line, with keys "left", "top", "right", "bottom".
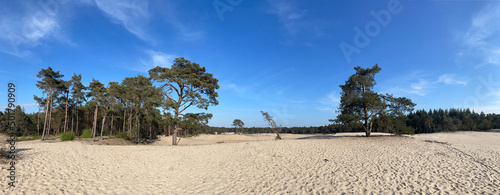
{"left": 1, "top": 132, "right": 499, "bottom": 194}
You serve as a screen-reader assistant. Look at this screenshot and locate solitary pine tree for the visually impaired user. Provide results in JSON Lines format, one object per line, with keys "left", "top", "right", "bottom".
{"left": 333, "top": 64, "right": 415, "bottom": 136}
{"left": 149, "top": 57, "right": 219, "bottom": 145}
{"left": 232, "top": 119, "right": 244, "bottom": 135}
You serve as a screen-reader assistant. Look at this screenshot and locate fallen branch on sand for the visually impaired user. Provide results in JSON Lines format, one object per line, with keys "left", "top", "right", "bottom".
{"left": 424, "top": 140, "right": 450, "bottom": 145}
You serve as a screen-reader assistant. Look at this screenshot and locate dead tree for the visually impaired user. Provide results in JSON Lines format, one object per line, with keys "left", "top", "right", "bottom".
{"left": 260, "top": 111, "right": 282, "bottom": 140}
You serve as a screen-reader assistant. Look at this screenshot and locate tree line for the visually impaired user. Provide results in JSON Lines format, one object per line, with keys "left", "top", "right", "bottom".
{"left": 1, "top": 63, "right": 498, "bottom": 140}
{"left": 210, "top": 108, "right": 500, "bottom": 135}
{"left": 0, "top": 57, "right": 218, "bottom": 145}
{"left": 1, "top": 105, "right": 498, "bottom": 139}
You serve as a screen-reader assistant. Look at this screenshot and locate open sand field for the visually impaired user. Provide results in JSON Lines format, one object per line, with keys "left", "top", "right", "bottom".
{"left": 1, "top": 131, "right": 499, "bottom": 194}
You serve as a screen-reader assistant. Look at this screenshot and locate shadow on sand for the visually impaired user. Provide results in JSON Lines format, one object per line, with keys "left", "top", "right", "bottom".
{"left": 296, "top": 134, "right": 396, "bottom": 140}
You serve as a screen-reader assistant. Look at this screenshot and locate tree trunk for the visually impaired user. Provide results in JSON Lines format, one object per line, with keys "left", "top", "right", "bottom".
{"left": 100, "top": 111, "right": 107, "bottom": 140}
{"left": 110, "top": 113, "right": 114, "bottom": 136}
{"left": 168, "top": 125, "right": 171, "bottom": 136}
{"left": 362, "top": 84, "right": 370, "bottom": 137}
{"left": 64, "top": 92, "right": 69, "bottom": 133}
{"left": 75, "top": 108, "right": 79, "bottom": 134}
{"left": 93, "top": 104, "right": 98, "bottom": 141}
{"left": 41, "top": 89, "right": 51, "bottom": 141}
{"left": 172, "top": 126, "right": 179, "bottom": 145}
{"left": 274, "top": 130, "right": 281, "bottom": 140}
{"left": 37, "top": 106, "right": 41, "bottom": 137}
{"left": 135, "top": 114, "right": 140, "bottom": 143}
{"left": 71, "top": 110, "right": 74, "bottom": 133}
{"left": 123, "top": 109, "right": 126, "bottom": 134}
{"left": 48, "top": 98, "right": 53, "bottom": 136}
{"left": 128, "top": 111, "right": 132, "bottom": 136}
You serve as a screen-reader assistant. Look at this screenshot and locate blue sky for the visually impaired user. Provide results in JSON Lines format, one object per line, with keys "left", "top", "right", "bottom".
{"left": 1, "top": 0, "right": 500, "bottom": 127}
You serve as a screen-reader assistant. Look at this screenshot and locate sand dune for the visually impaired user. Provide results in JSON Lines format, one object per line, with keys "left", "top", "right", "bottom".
{"left": 1, "top": 132, "right": 499, "bottom": 194}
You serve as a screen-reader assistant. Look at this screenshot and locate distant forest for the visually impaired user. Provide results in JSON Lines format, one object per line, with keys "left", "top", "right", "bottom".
{"left": 1, "top": 63, "right": 499, "bottom": 140}
{"left": 2, "top": 100, "right": 499, "bottom": 138}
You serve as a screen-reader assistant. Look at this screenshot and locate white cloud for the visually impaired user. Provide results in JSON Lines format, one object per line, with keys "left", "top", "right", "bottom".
{"left": 268, "top": 0, "right": 307, "bottom": 34}
{"left": 437, "top": 74, "right": 467, "bottom": 85}
{"left": 220, "top": 82, "right": 246, "bottom": 94}
{"left": 268, "top": 0, "right": 328, "bottom": 39}
{"left": 470, "top": 105, "right": 500, "bottom": 114}
{"left": 133, "top": 50, "right": 176, "bottom": 72}
{"left": 94, "top": 0, "right": 152, "bottom": 42}
{"left": 0, "top": 103, "right": 37, "bottom": 110}
{"left": 388, "top": 77, "right": 431, "bottom": 96}
{"left": 386, "top": 71, "right": 470, "bottom": 97}
{"left": 317, "top": 91, "right": 340, "bottom": 112}
{"left": 461, "top": 3, "right": 500, "bottom": 67}
{"left": 408, "top": 79, "right": 431, "bottom": 96}
{"left": 20, "top": 103, "right": 38, "bottom": 108}
{"left": 0, "top": 1, "right": 66, "bottom": 57}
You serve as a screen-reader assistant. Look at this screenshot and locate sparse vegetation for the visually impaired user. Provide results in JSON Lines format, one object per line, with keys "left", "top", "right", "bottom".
{"left": 0, "top": 147, "right": 9, "bottom": 164}
{"left": 15, "top": 135, "right": 41, "bottom": 142}
{"left": 115, "top": 132, "right": 123, "bottom": 138}
{"left": 60, "top": 132, "right": 75, "bottom": 141}
{"left": 81, "top": 129, "right": 92, "bottom": 138}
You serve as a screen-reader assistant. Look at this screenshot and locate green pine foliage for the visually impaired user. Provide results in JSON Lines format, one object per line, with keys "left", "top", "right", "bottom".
{"left": 81, "top": 129, "right": 92, "bottom": 138}
{"left": 60, "top": 131, "right": 75, "bottom": 141}
{"left": 115, "top": 132, "right": 123, "bottom": 138}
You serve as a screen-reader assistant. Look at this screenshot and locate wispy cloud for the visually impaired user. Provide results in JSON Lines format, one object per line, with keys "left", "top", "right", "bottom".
{"left": 383, "top": 70, "right": 432, "bottom": 96}
{"left": 94, "top": 0, "right": 153, "bottom": 42}
{"left": 408, "top": 79, "right": 431, "bottom": 96}
{"left": 436, "top": 74, "right": 467, "bottom": 85}
{"left": 0, "top": 1, "right": 69, "bottom": 57}
{"left": 385, "top": 71, "right": 468, "bottom": 97}
{"left": 0, "top": 103, "right": 37, "bottom": 110}
{"left": 220, "top": 82, "right": 247, "bottom": 94}
{"left": 219, "top": 68, "right": 296, "bottom": 103}
{"left": 267, "top": 0, "right": 327, "bottom": 40}
{"left": 460, "top": 3, "right": 500, "bottom": 67}
{"left": 317, "top": 91, "right": 340, "bottom": 112}
{"left": 20, "top": 103, "right": 38, "bottom": 108}
{"left": 132, "top": 50, "right": 176, "bottom": 72}
{"left": 153, "top": 1, "right": 205, "bottom": 42}
{"left": 471, "top": 104, "right": 500, "bottom": 114}
{"left": 268, "top": 0, "right": 307, "bottom": 35}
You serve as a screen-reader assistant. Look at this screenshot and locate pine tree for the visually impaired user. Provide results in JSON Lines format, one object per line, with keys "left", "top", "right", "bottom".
{"left": 149, "top": 57, "right": 219, "bottom": 145}
{"left": 36, "top": 67, "right": 64, "bottom": 140}
{"left": 88, "top": 79, "right": 106, "bottom": 141}
{"left": 334, "top": 65, "right": 415, "bottom": 136}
